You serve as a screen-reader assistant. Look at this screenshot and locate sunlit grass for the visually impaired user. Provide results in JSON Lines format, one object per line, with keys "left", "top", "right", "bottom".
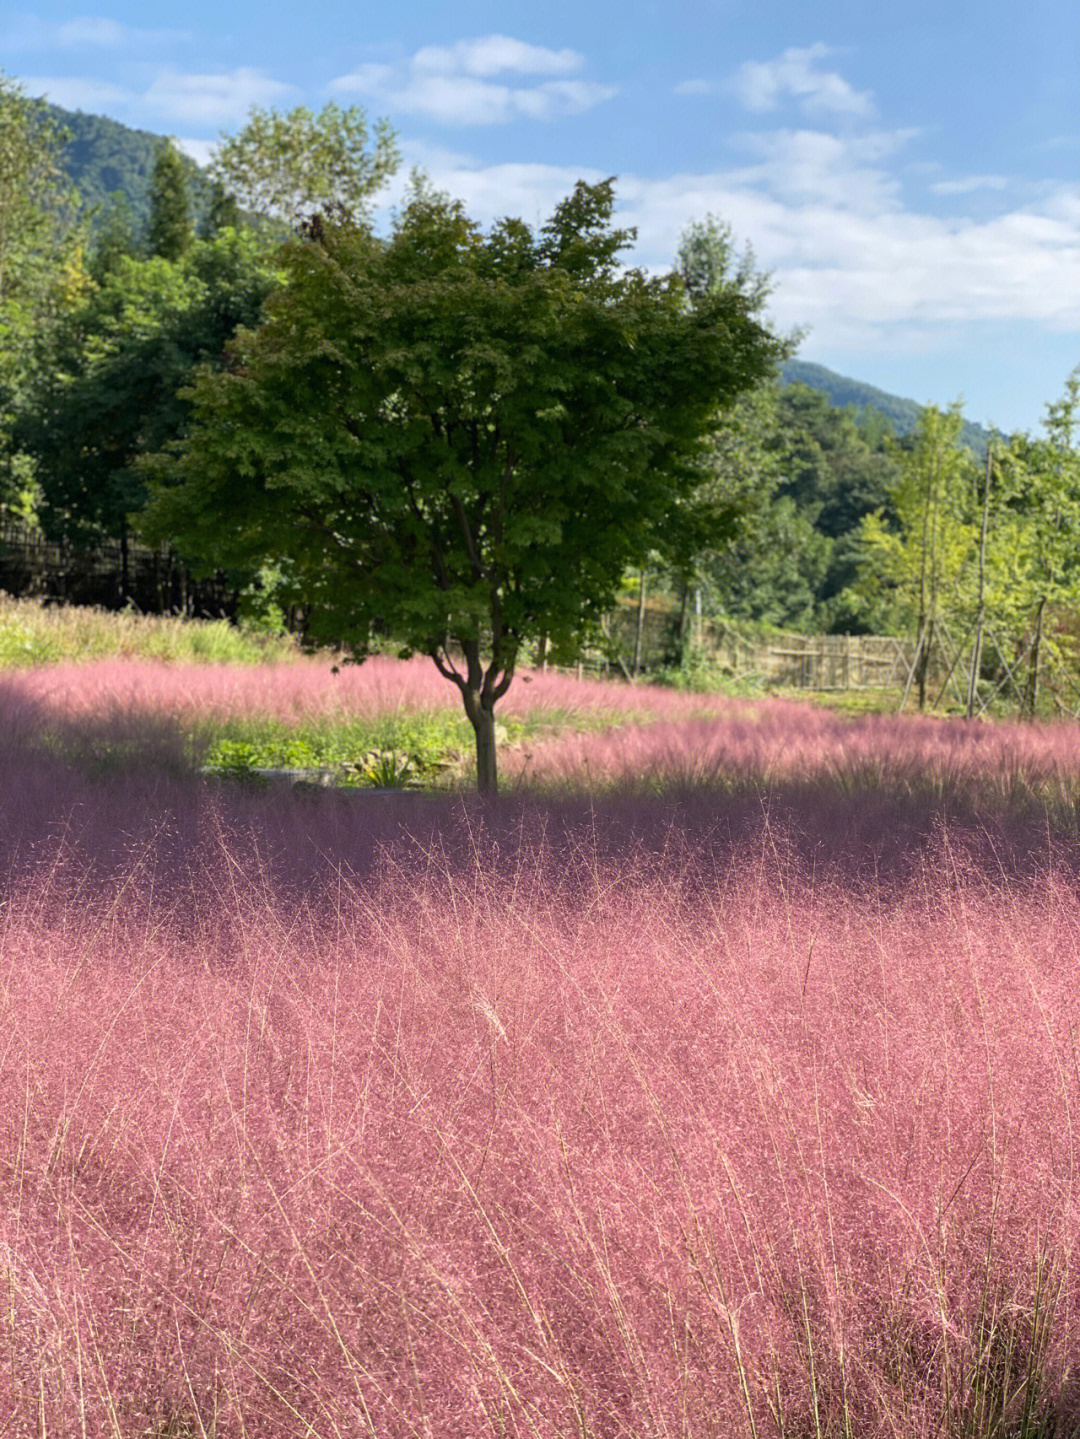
{"left": 0, "top": 591, "right": 302, "bottom": 666}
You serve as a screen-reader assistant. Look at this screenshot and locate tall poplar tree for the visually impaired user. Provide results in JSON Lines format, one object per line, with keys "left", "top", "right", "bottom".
{"left": 146, "top": 139, "right": 193, "bottom": 262}
{"left": 851, "top": 406, "right": 977, "bottom": 707}
{"left": 1013, "top": 369, "right": 1080, "bottom": 714}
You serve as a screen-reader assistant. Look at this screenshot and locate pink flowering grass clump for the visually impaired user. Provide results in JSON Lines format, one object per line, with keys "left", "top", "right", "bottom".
{"left": 5, "top": 658, "right": 1080, "bottom": 1434}
{"left": 2, "top": 805, "right": 1080, "bottom": 1437}
{"left": 505, "top": 698, "right": 1080, "bottom": 811}
{"left": 4, "top": 654, "right": 736, "bottom": 731}
{"left": 13, "top": 653, "right": 1080, "bottom": 820}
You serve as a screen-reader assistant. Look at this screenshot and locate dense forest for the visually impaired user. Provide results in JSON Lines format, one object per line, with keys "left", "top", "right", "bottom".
{"left": 2, "top": 74, "right": 1078, "bottom": 714}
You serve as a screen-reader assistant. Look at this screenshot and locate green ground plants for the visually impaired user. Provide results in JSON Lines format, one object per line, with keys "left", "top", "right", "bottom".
{"left": 200, "top": 713, "right": 473, "bottom": 789}
{"left": 198, "top": 708, "right": 612, "bottom": 790}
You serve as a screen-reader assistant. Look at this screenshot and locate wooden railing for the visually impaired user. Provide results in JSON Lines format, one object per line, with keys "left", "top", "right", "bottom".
{"left": 0, "top": 518, "right": 236, "bottom": 618}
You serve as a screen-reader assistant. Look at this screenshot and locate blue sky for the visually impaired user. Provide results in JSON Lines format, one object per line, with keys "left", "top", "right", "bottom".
{"left": 6, "top": 0, "right": 1078, "bottom": 434}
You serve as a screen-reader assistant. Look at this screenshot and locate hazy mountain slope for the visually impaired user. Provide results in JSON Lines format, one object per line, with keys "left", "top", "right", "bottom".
{"left": 45, "top": 102, "right": 211, "bottom": 230}
{"left": 781, "top": 359, "right": 992, "bottom": 453}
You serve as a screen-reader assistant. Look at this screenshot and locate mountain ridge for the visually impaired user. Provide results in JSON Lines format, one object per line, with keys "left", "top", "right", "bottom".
{"left": 780, "top": 360, "right": 992, "bottom": 454}
{"left": 44, "top": 101, "right": 211, "bottom": 231}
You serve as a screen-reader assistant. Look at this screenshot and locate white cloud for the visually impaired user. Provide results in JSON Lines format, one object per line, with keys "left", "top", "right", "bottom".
{"left": 23, "top": 64, "right": 295, "bottom": 128}
{"left": 384, "top": 75, "right": 613, "bottom": 126}
{"left": 332, "top": 63, "right": 394, "bottom": 92}
{"left": 731, "top": 44, "right": 875, "bottom": 119}
{"left": 330, "top": 34, "right": 614, "bottom": 126}
{"left": 175, "top": 136, "right": 216, "bottom": 166}
{"left": 21, "top": 75, "right": 135, "bottom": 111}
{"left": 4, "top": 14, "right": 191, "bottom": 50}
{"left": 143, "top": 68, "right": 297, "bottom": 126}
{"left": 731, "top": 127, "right": 919, "bottom": 213}
{"left": 412, "top": 36, "right": 583, "bottom": 78}
{"left": 380, "top": 149, "right": 1080, "bottom": 350}
{"left": 930, "top": 174, "right": 1008, "bottom": 195}
{"left": 674, "top": 79, "right": 712, "bottom": 96}
{"left": 56, "top": 16, "right": 130, "bottom": 46}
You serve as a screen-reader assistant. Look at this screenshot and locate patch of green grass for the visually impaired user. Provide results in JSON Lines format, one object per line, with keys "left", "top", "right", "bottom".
{"left": 0, "top": 618, "right": 64, "bottom": 666}
{"left": 651, "top": 648, "right": 767, "bottom": 698}
{"left": 0, "top": 593, "right": 302, "bottom": 666}
{"left": 200, "top": 711, "right": 538, "bottom": 789}
{"left": 203, "top": 711, "right": 467, "bottom": 766}
{"left": 197, "top": 705, "right": 629, "bottom": 790}
{"left": 780, "top": 686, "right": 905, "bottom": 716}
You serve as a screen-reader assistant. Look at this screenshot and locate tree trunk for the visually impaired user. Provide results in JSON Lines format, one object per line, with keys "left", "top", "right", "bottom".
{"left": 917, "top": 617, "right": 933, "bottom": 712}
{"left": 471, "top": 706, "right": 498, "bottom": 794}
{"left": 967, "top": 615, "right": 984, "bottom": 719}
{"left": 461, "top": 686, "right": 499, "bottom": 795}
{"left": 968, "top": 446, "right": 993, "bottom": 718}
{"left": 120, "top": 518, "right": 130, "bottom": 605}
{"left": 1027, "top": 598, "right": 1046, "bottom": 719}
{"left": 677, "top": 581, "right": 690, "bottom": 648}
{"left": 633, "top": 567, "right": 647, "bottom": 679}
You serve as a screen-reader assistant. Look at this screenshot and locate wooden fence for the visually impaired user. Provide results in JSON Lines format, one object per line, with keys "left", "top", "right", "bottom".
{"left": 603, "top": 602, "right": 916, "bottom": 692}
{"left": 705, "top": 629, "right": 914, "bottom": 690}
{"left": 0, "top": 519, "right": 237, "bottom": 618}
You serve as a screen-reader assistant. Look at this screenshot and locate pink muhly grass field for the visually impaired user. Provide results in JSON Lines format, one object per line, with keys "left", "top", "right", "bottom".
{"left": 1, "top": 806, "right": 1079, "bottom": 1437}
{"left": 9, "top": 655, "right": 1080, "bottom": 812}
{"left": 4, "top": 654, "right": 722, "bottom": 729}
{"left": 3, "top": 660, "right": 1080, "bottom": 1434}
{"left": 504, "top": 701, "right": 1080, "bottom": 805}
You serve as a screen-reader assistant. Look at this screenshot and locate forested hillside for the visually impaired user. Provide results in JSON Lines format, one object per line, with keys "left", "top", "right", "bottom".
{"left": 781, "top": 359, "right": 991, "bottom": 455}
{"left": 44, "top": 102, "right": 213, "bottom": 232}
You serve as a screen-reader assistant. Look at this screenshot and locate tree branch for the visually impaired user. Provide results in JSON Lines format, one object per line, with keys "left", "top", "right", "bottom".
{"left": 431, "top": 642, "right": 464, "bottom": 689}
{"left": 450, "top": 490, "right": 485, "bottom": 581}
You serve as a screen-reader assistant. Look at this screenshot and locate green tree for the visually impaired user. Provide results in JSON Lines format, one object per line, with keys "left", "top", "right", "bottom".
{"left": 210, "top": 102, "right": 399, "bottom": 228}
{"left": 1006, "top": 369, "right": 1080, "bottom": 714}
{"left": 668, "top": 218, "right": 794, "bottom": 632}
{"left": 146, "top": 139, "right": 193, "bottom": 261}
{"left": 144, "top": 180, "right": 785, "bottom": 791}
{"left": 0, "top": 74, "right": 83, "bottom": 515}
{"left": 21, "top": 229, "right": 280, "bottom": 571}
{"left": 0, "top": 76, "right": 74, "bottom": 302}
{"left": 89, "top": 190, "right": 139, "bottom": 280}
{"left": 847, "top": 405, "right": 977, "bottom": 707}
{"left": 200, "top": 179, "right": 240, "bottom": 239}
{"left": 677, "top": 214, "right": 771, "bottom": 314}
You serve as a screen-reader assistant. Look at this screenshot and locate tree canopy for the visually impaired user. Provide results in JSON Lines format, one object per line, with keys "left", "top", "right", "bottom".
{"left": 209, "top": 102, "right": 399, "bottom": 228}
{"left": 144, "top": 179, "right": 786, "bottom": 790}
{"left": 21, "top": 228, "right": 281, "bottom": 555}
{"left": 0, "top": 73, "right": 85, "bottom": 515}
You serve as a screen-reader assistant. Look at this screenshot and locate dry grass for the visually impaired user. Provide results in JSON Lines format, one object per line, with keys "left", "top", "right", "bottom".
{"left": 0, "top": 592, "right": 301, "bottom": 666}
